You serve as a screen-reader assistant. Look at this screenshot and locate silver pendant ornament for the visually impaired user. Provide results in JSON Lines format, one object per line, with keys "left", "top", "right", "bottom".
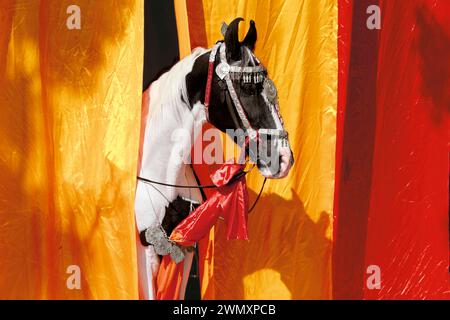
{"left": 263, "top": 78, "right": 278, "bottom": 105}
{"left": 144, "top": 225, "right": 185, "bottom": 264}
{"left": 215, "top": 62, "right": 230, "bottom": 80}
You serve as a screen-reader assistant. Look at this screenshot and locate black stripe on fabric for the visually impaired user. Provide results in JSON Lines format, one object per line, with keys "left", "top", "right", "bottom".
{"left": 142, "top": 0, "right": 202, "bottom": 300}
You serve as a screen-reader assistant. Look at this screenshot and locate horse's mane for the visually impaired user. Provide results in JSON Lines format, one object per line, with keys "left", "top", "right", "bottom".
{"left": 149, "top": 47, "right": 208, "bottom": 117}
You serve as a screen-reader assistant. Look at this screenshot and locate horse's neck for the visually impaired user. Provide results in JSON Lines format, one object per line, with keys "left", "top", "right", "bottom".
{"left": 139, "top": 79, "right": 206, "bottom": 205}
{"left": 135, "top": 49, "right": 208, "bottom": 232}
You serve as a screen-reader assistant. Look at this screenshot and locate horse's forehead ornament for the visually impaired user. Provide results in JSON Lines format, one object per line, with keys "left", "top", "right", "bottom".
{"left": 215, "top": 62, "right": 230, "bottom": 80}
{"left": 211, "top": 40, "right": 278, "bottom": 108}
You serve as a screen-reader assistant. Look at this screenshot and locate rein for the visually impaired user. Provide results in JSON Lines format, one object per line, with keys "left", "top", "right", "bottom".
{"left": 137, "top": 166, "right": 251, "bottom": 189}
{"left": 137, "top": 166, "right": 267, "bottom": 214}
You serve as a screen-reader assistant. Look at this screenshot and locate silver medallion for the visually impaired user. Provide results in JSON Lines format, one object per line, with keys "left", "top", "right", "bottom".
{"left": 216, "top": 62, "right": 230, "bottom": 80}
{"left": 145, "top": 225, "right": 186, "bottom": 263}
{"left": 264, "top": 79, "right": 278, "bottom": 104}
{"left": 170, "top": 246, "right": 185, "bottom": 264}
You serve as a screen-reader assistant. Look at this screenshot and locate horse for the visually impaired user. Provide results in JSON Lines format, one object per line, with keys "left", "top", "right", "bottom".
{"left": 135, "top": 18, "right": 294, "bottom": 300}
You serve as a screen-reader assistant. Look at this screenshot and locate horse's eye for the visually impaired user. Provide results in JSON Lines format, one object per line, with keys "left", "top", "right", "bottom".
{"left": 256, "top": 82, "right": 264, "bottom": 92}
{"left": 240, "top": 82, "right": 257, "bottom": 95}
{"left": 239, "top": 82, "right": 265, "bottom": 96}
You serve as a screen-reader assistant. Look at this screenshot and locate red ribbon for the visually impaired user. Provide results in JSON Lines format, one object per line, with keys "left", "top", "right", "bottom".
{"left": 204, "top": 61, "right": 215, "bottom": 108}
{"left": 169, "top": 160, "right": 249, "bottom": 246}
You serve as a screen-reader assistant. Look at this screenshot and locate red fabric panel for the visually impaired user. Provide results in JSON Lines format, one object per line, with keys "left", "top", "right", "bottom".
{"left": 156, "top": 256, "right": 184, "bottom": 300}
{"left": 333, "top": 0, "right": 380, "bottom": 299}
{"left": 333, "top": 0, "right": 352, "bottom": 234}
{"left": 186, "top": 0, "right": 208, "bottom": 49}
{"left": 363, "top": 0, "right": 450, "bottom": 299}
{"left": 335, "top": 0, "right": 449, "bottom": 299}
{"left": 138, "top": 87, "right": 151, "bottom": 172}
{"left": 333, "top": 0, "right": 351, "bottom": 298}
{"left": 191, "top": 123, "right": 222, "bottom": 299}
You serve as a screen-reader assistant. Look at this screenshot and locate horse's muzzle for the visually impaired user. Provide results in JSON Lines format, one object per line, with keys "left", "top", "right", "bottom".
{"left": 257, "top": 146, "right": 294, "bottom": 179}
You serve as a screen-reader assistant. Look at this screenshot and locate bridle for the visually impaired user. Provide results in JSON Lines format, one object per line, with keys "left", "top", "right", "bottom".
{"left": 137, "top": 42, "right": 290, "bottom": 213}
{"left": 137, "top": 164, "right": 266, "bottom": 213}
{"left": 205, "top": 42, "right": 289, "bottom": 144}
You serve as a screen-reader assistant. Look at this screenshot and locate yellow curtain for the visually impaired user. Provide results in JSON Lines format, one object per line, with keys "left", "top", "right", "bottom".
{"left": 0, "top": 0, "right": 143, "bottom": 299}
{"left": 199, "top": 0, "right": 337, "bottom": 299}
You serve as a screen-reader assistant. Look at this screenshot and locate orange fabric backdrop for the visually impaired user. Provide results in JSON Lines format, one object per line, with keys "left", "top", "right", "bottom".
{"left": 0, "top": 0, "right": 143, "bottom": 299}
{"left": 1, "top": 0, "right": 337, "bottom": 300}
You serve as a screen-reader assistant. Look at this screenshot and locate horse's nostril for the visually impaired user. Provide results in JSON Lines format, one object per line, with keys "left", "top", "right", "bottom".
{"left": 256, "top": 158, "right": 269, "bottom": 168}
{"left": 257, "top": 157, "right": 281, "bottom": 177}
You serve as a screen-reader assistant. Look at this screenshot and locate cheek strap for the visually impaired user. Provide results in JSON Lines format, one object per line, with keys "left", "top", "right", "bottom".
{"left": 218, "top": 43, "right": 258, "bottom": 141}
{"left": 204, "top": 43, "right": 221, "bottom": 109}
{"left": 225, "top": 91, "right": 242, "bottom": 130}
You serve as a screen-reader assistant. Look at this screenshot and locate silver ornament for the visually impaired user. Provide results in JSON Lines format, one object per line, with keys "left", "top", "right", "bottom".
{"left": 263, "top": 79, "right": 278, "bottom": 104}
{"left": 216, "top": 62, "right": 230, "bottom": 80}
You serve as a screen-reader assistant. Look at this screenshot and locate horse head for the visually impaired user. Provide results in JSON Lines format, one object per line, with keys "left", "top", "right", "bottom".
{"left": 186, "top": 18, "right": 294, "bottom": 179}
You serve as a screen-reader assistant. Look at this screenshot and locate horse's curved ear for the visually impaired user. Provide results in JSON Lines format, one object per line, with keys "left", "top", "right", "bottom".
{"left": 242, "top": 20, "right": 257, "bottom": 51}
{"left": 225, "top": 17, "right": 244, "bottom": 61}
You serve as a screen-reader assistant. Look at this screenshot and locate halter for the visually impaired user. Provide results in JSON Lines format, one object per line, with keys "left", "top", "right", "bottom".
{"left": 204, "top": 42, "right": 289, "bottom": 144}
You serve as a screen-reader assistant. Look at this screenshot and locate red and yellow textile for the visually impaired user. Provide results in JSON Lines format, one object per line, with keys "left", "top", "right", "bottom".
{"left": 0, "top": 0, "right": 448, "bottom": 300}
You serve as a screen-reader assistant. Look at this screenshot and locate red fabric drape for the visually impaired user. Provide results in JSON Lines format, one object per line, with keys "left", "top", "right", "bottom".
{"left": 334, "top": 0, "right": 450, "bottom": 299}
{"left": 170, "top": 162, "right": 249, "bottom": 246}
{"left": 156, "top": 256, "right": 185, "bottom": 300}
{"left": 363, "top": 0, "right": 450, "bottom": 299}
